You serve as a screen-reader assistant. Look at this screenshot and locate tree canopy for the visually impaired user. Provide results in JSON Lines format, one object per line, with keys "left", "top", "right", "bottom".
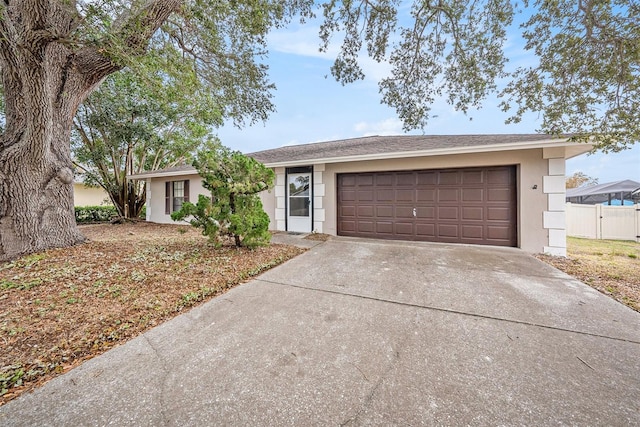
{"left": 1, "top": 1, "right": 638, "bottom": 148}
{"left": 72, "top": 52, "right": 222, "bottom": 218}
{"left": 0, "top": 0, "right": 638, "bottom": 259}
{"left": 566, "top": 171, "right": 599, "bottom": 189}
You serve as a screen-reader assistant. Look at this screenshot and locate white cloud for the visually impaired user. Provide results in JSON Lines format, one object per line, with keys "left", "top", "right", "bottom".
{"left": 354, "top": 118, "right": 404, "bottom": 136}
{"left": 268, "top": 23, "right": 392, "bottom": 82}
{"left": 268, "top": 24, "right": 337, "bottom": 59}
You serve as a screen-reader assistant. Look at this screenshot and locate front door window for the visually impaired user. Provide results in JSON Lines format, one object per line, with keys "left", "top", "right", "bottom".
{"left": 287, "top": 172, "right": 312, "bottom": 232}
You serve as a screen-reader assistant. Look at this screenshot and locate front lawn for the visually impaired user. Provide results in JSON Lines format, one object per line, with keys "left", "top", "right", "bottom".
{"left": 537, "top": 237, "right": 640, "bottom": 312}
{"left": 0, "top": 223, "right": 305, "bottom": 404}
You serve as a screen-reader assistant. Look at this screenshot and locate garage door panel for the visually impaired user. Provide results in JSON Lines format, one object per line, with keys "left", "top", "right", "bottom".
{"left": 340, "top": 190, "right": 356, "bottom": 202}
{"left": 487, "top": 226, "right": 514, "bottom": 241}
{"left": 337, "top": 166, "right": 516, "bottom": 247}
{"left": 416, "top": 206, "right": 435, "bottom": 219}
{"left": 462, "top": 170, "right": 484, "bottom": 184}
{"left": 487, "top": 168, "right": 513, "bottom": 184}
{"left": 395, "top": 222, "right": 414, "bottom": 235}
{"left": 376, "top": 206, "right": 393, "bottom": 217}
{"left": 357, "top": 191, "right": 374, "bottom": 201}
{"left": 417, "top": 172, "right": 437, "bottom": 185}
{"left": 375, "top": 174, "right": 394, "bottom": 186}
{"left": 487, "top": 188, "right": 512, "bottom": 202}
{"left": 438, "top": 224, "right": 459, "bottom": 238}
{"left": 357, "top": 206, "right": 374, "bottom": 217}
{"left": 438, "top": 188, "right": 459, "bottom": 202}
{"left": 396, "top": 173, "right": 415, "bottom": 186}
{"left": 340, "top": 175, "right": 357, "bottom": 187}
{"left": 462, "top": 207, "right": 484, "bottom": 221}
{"left": 396, "top": 189, "right": 414, "bottom": 202}
{"left": 339, "top": 220, "right": 356, "bottom": 232}
{"left": 417, "top": 189, "right": 436, "bottom": 202}
{"left": 462, "top": 225, "right": 484, "bottom": 239}
{"left": 462, "top": 188, "right": 483, "bottom": 202}
{"left": 340, "top": 206, "right": 356, "bottom": 217}
{"left": 377, "top": 189, "right": 394, "bottom": 201}
{"left": 395, "top": 206, "right": 414, "bottom": 219}
{"left": 487, "top": 207, "right": 512, "bottom": 221}
{"left": 416, "top": 223, "right": 435, "bottom": 237}
{"left": 358, "top": 221, "right": 375, "bottom": 233}
{"left": 357, "top": 175, "right": 374, "bottom": 186}
{"left": 376, "top": 222, "right": 394, "bottom": 234}
{"left": 438, "top": 206, "right": 458, "bottom": 220}
{"left": 439, "top": 171, "right": 459, "bottom": 185}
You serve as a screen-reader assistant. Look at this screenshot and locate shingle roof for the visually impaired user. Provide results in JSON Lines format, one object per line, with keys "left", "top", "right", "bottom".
{"left": 129, "top": 134, "right": 582, "bottom": 179}
{"left": 246, "top": 134, "right": 562, "bottom": 164}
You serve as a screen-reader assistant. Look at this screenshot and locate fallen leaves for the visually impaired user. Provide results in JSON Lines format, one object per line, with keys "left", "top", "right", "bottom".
{"left": 537, "top": 237, "right": 640, "bottom": 312}
{"left": 0, "top": 222, "right": 305, "bottom": 405}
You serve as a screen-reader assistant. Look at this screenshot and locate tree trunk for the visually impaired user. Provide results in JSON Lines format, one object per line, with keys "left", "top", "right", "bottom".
{"left": 0, "top": 0, "right": 181, "bottom": 260}
{"left": 0, "top": 47, "right": 93, "bottom": 260}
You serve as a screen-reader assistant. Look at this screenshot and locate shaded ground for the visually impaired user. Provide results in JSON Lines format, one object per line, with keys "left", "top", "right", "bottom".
{"left": 0, "top": 223, "right": 305, "bottom": 404}
{"left": 537, "top": 237, "right": 640, "bottom": 312}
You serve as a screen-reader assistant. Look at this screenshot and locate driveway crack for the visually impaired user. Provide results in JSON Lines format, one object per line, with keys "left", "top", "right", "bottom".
{"left": 256, "top": 278, "right": 640, "bottom": 346}
{"left": 141, "top": 334, "right": 171, "bottom": 426}
{"left": 340, "top": 321, "right": 414, "bottom": 426}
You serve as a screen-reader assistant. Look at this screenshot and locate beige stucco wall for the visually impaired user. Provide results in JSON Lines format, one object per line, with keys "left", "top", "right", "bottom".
{"left": 261, "top": 148, "right": 566, "bottom": 254}
{"left": 73, "top": 183, "right": 111, "bottom": 207}
{"left": 146, "top": 147, "right": 570, "bottom": 254}
{"left": 147, "top": 174, "right": 207, "bottom": 224}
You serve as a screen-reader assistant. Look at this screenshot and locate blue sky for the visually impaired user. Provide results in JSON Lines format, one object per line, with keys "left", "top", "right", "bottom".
{"left": 217, "top": 14, "right": 640, "bottom": 185}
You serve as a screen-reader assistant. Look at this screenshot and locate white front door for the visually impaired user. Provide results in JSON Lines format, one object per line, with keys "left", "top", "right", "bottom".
{"left": 287, "top": 172, "right": 312, "bottom": 232}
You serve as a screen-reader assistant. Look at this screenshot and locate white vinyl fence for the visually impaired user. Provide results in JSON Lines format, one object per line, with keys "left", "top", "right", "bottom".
{"left": 566, "top": 203, "right": 640, "bottom": 241}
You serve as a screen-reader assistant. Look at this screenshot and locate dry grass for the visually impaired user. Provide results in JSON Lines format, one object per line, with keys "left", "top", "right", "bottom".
{"left": 537, "top": 237, "right": 640, "bottom": 312}
{"left": 0, "top": 223, "right": 305, "bottom": 405}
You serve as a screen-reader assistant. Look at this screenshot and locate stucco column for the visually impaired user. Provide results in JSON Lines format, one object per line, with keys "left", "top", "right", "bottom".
{"left": 145, "top": 178, "right": 152, "bottom": 221}
{"left": 313, "top": 164, "right": 326, "bottom": 233}
{"left": 274, "top": 167, "right": 286, "bottom": 231}
{"left": 542, "top": 149, "right": 567, "bottom": 256}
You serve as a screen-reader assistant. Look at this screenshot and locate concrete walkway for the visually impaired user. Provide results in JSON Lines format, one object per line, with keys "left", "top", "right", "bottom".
{"left": 1, "top": 237, "right": 639, "bottom": 426}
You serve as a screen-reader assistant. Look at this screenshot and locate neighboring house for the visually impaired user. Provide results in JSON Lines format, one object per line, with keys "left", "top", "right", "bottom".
{"left": 128, "top": 134, "right": 592, "bottom": 256}
{"left": 566, "top": 180, "right": 640, "bottom": 205}
{"left": 73, "top": 182, "right": 111, "bottom": 207}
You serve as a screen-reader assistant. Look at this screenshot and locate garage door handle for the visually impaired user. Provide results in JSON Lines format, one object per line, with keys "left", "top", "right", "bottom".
{"left": 413, "top": 208, "right": 417, "bottom": 217}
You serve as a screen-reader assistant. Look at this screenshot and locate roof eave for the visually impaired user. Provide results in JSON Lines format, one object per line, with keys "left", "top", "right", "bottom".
{"left": 261, "top": 139, "right": 593, "bottom": 168}
{"left": 128, "top": 168, "right": 197, "bottom": 180}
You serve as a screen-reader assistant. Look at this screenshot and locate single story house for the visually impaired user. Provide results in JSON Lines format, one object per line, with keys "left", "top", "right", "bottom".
{"left": 128, "top": 135, "right": 592, "bottom": 256}
{"left": 73, "top": 181, "right": 111, "bottom": 207}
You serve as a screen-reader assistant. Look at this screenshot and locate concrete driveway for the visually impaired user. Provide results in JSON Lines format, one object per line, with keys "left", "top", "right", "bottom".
{"left": 1, "top": 236, "right": 639, "bottom": 426}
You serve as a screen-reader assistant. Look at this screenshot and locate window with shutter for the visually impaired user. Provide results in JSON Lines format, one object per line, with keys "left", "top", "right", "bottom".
{"left": 166, "top": 180, "right": 190, "bottom": 214}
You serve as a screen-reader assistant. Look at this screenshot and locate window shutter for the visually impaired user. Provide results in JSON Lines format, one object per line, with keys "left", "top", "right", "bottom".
{"left": 165, "top": 182, "right": 171, "bottom": 214}
{"left": 184, "top": 180, "right": 190, "bottom": 203}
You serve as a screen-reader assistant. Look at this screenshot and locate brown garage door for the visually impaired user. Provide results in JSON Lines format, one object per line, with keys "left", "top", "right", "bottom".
{"left": 337, "top": 166, "right": 517, "bottom": 246}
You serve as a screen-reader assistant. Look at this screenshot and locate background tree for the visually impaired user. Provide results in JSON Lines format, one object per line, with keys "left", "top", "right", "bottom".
{"left": 566, "top": 172, "right": 599, "bottom": 189}
{"left": 0, "top": 0, "right": 308, "bottom": 260}
{"left": 1, "top": 1, "right": 638, "bottom": 260}
{"left": 72, "top": 52, "right": 221, "bottom": 219}
{"left": 171, "top": 142, "right": 274, "bottom": 248}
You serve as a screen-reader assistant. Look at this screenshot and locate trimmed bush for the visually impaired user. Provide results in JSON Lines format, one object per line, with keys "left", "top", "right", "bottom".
{"left": 75, "top": 206, "right": 118, "bottom": 223}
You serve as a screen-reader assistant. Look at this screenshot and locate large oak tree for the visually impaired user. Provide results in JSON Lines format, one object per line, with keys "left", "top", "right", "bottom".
{"left": 1, "top": 0, "right": 638, "bottom": 260}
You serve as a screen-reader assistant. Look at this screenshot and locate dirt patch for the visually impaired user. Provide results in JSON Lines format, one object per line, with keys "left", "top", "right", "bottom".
{"left": 304, "top": 233, "right": 332, "bottom": 242}
{"left": 537, "top": 237, "right": 640, "bottom": 312}
{"left": 0, "top": 223, "right": 305, "bottom": 405}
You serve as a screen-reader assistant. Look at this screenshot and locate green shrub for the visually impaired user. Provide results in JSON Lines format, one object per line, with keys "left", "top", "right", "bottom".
{"left": 171, "top": 142, "right": 273, "bottom": 248}
{"left": 75, "top": 206, "right": 118, "bottom": 223}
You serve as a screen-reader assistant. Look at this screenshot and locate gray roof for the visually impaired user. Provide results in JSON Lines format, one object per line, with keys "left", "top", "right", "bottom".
{"left": 129, "top": 134, "right": 581, "bottom": 179}
{"left": 247, "top": 134, "right": 564, "bottom": 164}
{"left": 566, "top": 180, "right": 640, "bottom": 198}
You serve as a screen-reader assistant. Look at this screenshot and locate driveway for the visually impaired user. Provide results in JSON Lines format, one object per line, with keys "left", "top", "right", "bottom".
{"left": 1, "top": 237, "right": 639, "bottom": 426}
